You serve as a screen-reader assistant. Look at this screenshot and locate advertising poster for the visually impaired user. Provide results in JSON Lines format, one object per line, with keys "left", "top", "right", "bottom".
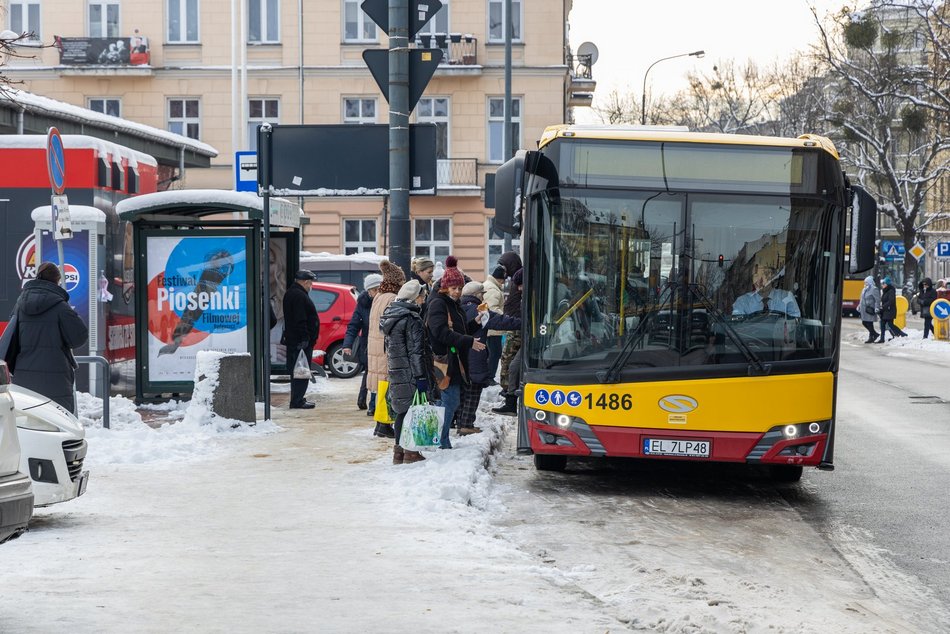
{"left": 146, "top": 235, "right": 249, "bottom": 383}
{"left": 55, "top": 36, "right": 151, "bottom": 66}
{"left": 40, "top": 231, "right": 90, "bottom": 328}
{"left": 268, "top": 235, "right": 290, "bottom": 368}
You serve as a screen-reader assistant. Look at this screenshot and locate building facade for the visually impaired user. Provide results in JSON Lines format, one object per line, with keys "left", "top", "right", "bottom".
{"left": 4, "top": 0, "right": 594, "bottom": 280}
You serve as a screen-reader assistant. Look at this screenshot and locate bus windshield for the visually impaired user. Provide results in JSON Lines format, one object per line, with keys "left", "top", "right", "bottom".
{"left": 526, "top": 188, "right": 843, "bottom": 372}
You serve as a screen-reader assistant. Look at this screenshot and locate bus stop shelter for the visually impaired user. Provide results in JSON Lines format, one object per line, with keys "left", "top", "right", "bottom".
{"left": 116, "top": 190, "right": 302, "bottom": 404}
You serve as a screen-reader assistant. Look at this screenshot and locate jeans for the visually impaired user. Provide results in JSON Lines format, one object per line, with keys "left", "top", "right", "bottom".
{"left": 437, "top": 383, "right": 461, "bottom": 449}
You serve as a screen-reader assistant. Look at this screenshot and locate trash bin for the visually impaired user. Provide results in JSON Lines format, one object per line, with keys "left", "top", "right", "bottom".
{"left": 894, "top": 296, "right": 909, "bottom": 330}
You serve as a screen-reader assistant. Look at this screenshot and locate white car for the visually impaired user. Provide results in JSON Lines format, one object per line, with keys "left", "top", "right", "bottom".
{"left": 12, "top": 385, "right": 88, "bottom": 507}
{"left": 0, "top": 362, "right": 32, "bottom": 542}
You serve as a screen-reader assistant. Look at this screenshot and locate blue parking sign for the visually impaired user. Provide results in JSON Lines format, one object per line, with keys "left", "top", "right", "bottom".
{"left": 938, "top": 242, "right": 950, "bottom": 258}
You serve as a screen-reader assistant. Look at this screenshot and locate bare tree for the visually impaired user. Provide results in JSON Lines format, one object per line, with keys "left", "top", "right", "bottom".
{"left": 760, "top": 53, "right": 832, "bottom": 138}
{"left": 591, "top": 88, "right": 640, "bottom": 125}
{"left": 813, "top": 1, "right": 950, "bottom": 284}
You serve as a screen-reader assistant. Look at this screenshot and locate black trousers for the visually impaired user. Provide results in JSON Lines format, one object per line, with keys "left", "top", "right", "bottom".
{"left": 287, "top": 343, "right": 313, "bottom": 406}
{"left": 861, "top": 320, "right": 879, "bottom": 340}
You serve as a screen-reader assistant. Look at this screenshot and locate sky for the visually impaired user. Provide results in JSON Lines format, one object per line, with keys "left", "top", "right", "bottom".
{"left": 568, "top": 0, "right": 854, "bottom": 121}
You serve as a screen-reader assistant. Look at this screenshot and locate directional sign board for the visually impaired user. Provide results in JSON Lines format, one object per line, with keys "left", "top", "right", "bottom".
{"left": 235, "top": 151, "right": 257, "bottom": 192}
{"left": 881, "top": 240, "right": 905, "bottom": 261}
{"left": 931, "top": 298, "right": 950, "bottom": 321}
{"left": 46, "top": 127, "right": 66, "bottom": 195}
{"left": 51, "top": 194, "right": 72, "bottom": 240}
{"left": 937, "top": 242, "right": 950, "bottom": 259}
{"left": 363, "top": 48, "right": 444, "bottom": 111}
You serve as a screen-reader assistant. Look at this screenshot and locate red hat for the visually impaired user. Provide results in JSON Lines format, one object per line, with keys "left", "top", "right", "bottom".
{"left": 441, "top": 263, "right": 465, "bottom": 289}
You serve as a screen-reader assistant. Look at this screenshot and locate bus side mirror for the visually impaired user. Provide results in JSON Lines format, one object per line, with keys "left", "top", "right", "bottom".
{"left": 849, "top": 185, "right": 876, "bottom": 274}
{"left": 492, "top": 150, "right": 528, "bottom": 236}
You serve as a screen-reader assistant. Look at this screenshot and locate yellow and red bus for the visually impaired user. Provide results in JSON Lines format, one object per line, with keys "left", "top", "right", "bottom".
{"left": 493, "top": 125, "right": 877, "bottom": 481}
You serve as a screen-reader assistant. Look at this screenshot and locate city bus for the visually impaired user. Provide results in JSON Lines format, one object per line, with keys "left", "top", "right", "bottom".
{"left": 493, "top": 125, "right": 877, "bottom": 481}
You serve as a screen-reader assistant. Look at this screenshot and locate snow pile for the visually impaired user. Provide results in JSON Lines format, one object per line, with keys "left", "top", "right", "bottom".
{"left": 845, "top": 325, "right": 950, "bottom": 356}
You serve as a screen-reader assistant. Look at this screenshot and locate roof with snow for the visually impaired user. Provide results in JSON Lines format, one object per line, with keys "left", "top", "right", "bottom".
{"left": 0, "top": 87, "right": 217, "bottom": 168}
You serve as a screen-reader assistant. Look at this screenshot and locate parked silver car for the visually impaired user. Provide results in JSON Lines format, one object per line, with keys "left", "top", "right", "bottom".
{"left": 0, "top": 361, "right": 32, "bottom": 543}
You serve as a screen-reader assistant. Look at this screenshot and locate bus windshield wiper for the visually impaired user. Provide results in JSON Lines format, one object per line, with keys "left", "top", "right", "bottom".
{"left": 596, "top": 286, "right": 673, "bottom": 384}
{"left": 688, "top": 283, "right": 771, "bottom": 376}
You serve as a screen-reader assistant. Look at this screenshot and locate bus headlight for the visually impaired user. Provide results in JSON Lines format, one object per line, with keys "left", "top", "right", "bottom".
{"left": 556, "top": 414, "right": 572, "bottom": 429}
{"left": 534, "top": 409, "right": 547, "bottom": 422}
{"left": 808, "top": 422, "right": 821, "bottom": 434}
{"left": 783, "top": 425, "right": 798, "bottom": 438}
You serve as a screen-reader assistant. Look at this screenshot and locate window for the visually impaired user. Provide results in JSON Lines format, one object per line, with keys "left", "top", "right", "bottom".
{"left": 88, "top": 98, "right": 121, "bottom": 118}
{"left": 247, "top": 97, "right": 279, "bottom": 151}
{"left": 416, "top": 0, "right": 449, "bottom": 54}
{"left": 343, "top": 98, "right": 377, "bottom": 124}
{"left": 416, "top": 97, "right": 449, "bottom": 160}
{"left": 308, "top": 288, "right": 339, "bottom": 313}
{"left": 343, "top": 0, "right": 376, "bottom": 42}
{"left": 167, "top": 0, "right": 199, "bottom": 43}
{"left": 486, "top": 218, "right": 520, "bottom": 271}
{"left": 9, "top": 1, "right": 41, "bottom": 42}
{"left": 88, "top": 1, "right": 120, "bottom": 38}
{"left": 248, "top": 0, "right": 279, "bottom": 43}
{"left": 344, "top": 219, "right": 377, "bottom": 254}
{"left": 413, "top": 218, "right": 452, "bottom": 263}
{"left": 488, "top": 0, "right": 521, "bottom": 43}
{"left": 168, "top": 98, "right": 200, "bottom": 139}
{"left": 487, "top": 97, "right": 521, "bottom": 163}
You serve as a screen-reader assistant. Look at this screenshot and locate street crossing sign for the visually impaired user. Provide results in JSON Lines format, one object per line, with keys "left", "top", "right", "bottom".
{"left": 881, "top": 240, "right": 904, "bottom": 261}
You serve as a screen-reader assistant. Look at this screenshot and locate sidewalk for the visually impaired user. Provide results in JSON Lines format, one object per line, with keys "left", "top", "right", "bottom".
{"left": 0, "top": 377, "right": 624, "bottom": 633}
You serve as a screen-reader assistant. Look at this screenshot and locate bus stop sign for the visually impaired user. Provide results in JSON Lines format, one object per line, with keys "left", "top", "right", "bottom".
{"left": 46, "top": 127, "right": 66, "bottom": 195}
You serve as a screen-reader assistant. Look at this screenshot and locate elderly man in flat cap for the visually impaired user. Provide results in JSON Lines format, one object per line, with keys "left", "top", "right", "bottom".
{"left": 282, "top": 269, "right": 319, "bottom": 409}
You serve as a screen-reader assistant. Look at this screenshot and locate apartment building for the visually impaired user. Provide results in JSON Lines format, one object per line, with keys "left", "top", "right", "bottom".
{"left": 4, "top": 0, "right": 595, "bottom": 280}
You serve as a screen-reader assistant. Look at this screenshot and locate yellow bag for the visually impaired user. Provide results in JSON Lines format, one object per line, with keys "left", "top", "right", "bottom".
{"left": 373, "top": 380, "right": 395, "bottom": 425}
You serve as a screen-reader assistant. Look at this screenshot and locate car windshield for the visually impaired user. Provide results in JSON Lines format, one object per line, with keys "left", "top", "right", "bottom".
{"left": 526, "top": 189, "right": 843, "bottom": 372}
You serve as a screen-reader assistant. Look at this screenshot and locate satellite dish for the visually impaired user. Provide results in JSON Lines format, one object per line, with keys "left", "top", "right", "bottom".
{"left": 577, "top": 41, "right": 599, "bottom": 66}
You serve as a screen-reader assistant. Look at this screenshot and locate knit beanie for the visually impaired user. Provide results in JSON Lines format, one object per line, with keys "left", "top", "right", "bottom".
{"left": 441, "top": 256, "right": 464, "bottom": 289}
{"left": 397, "top": 279, "right": 425, "bottom": 301}
{"left": 491, "top": 265, "right": 506, "bottom": 281}
{"left": 462, "top": 281, "right": 484, "bottom": 297}
{"left": 379, "top": 259, "right": 406, "bottom": 294}
{"left": 363, "top": 273, "right": 383, "bottom": 290}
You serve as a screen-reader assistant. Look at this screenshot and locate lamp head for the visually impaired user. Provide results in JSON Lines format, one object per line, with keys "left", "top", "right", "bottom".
{"left": 690, "top": 50, "right": 705, "bottom": 58}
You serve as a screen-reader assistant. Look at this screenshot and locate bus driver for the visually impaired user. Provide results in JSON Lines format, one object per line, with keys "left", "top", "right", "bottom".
{"left": 732, "top": 264, "right": 801, "bottom": 318}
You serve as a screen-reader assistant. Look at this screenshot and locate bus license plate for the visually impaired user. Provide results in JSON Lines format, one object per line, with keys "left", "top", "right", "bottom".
{"left": 643, "top": 438, "right": 711, "bottom": 458}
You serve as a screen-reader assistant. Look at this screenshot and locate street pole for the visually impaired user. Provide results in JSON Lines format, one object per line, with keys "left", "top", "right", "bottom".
{"left": 640, "top": 50, "right": 704, "bottom": 125}
{"left": 502, "top": 0, "right": 513, "bottom": 253}
{"left": 388, "top": 0, "right": 411, "bottom": 274}
{"left": 260, "top": 123, "right": 272, "bottom": 421}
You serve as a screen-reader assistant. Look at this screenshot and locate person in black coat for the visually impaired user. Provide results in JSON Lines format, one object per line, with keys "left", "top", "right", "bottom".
{"left": 380, "top": 280, "right": 437, "bottom": 464}
{"left": 876, "top": 276, "right": 906, "bottom": 342}
{"left": 918, "top": 277, "right": 937, "bottom": 339}
{"left": 457, "top": 283, "right": 521, "bottom": 433}
{"left": 10, "top": 262, "right": 88, "bottom": 414}
{"left": 282, "top": 270, "right": 319, "bottom": 408}
{"left": 426, "top": 265, "right": 484, "bottom": 449}
{"left": 342, "top": 273, "right": 382, "bottom": 409}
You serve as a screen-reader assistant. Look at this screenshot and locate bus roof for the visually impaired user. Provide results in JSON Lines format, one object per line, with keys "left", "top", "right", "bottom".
{"left": 536, "top": 125, "right": 840, "bottom": 160}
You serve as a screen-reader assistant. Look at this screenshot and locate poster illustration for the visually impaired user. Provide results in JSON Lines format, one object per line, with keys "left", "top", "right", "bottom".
{"left": 146, "top": 235, "right": 249, "bottom": 383}
{"left": 40, "top": 231, "right": 90, "bottom": 328}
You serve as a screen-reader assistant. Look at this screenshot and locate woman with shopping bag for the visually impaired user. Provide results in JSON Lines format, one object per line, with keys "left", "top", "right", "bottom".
{"left": 380, "top": 279, "right": 438, "bottom": 464}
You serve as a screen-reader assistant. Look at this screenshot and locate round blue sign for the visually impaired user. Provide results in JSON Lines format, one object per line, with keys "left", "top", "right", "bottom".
{"left": 567, "top": 391, "right": 583, "bottom": 407}
{"left": 46, "top": 127, "right": 66, "bottom": 195}
{"left": 551, "top": 390, "right": 566, "bottom": 406}
{"left": 932, "top": 299, "right": 950, "bottom": 320}
{"left": 534, "top": 389, "right": 550, "bottom": 406}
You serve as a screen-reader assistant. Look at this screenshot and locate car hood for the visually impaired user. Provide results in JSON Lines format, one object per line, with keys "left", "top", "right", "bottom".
{"left": 10, "top": 385, "right": 85, "bottom": 437}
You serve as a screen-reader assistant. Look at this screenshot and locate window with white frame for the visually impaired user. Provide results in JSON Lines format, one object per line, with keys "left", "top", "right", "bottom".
{"left": 413, "top": 218, "right": 452, "bottom": 263}
{"left": 343, "top": 0, "right": 376, "bottom": 42}
{"left": 416, "top": 97, "right": 449, "bottom": 160}
{"left": 486, "top": 218, "right": 520, "bottom": 271}
{"left": 488, "top": 0, "right": 521, "bottom": 43}
{"left": 343, "top": 219, "right": 377, "bottom": 254}
{"left": 343, "top": 97, "right": 377, "bottom": 124}
{"left": 9, "top": 1, "right": 41, "bottom": 42}
{"left": 168, "top": 98, "right": 200, "bottom": 139}
{"left": 248, "top": 0, "right": 279, "bottom": 43}
{"left": 247, "top": 97, "right": 279, "bottom": 151}
{"left": 167, "top": 0, "right": 199, "bottom": 43}
{"left": 487, "top": 97, "right": 521, "bottom": 163}
{"left": 89, "top": 1, "right": 120, "bottom": 38}
{"left": 88, "top": 98, "right": 121, "bottom": 118}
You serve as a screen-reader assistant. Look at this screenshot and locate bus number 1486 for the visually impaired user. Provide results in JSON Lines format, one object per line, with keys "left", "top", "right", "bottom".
{"left": 584, "top": 393, "right": 633, "bottom": 410}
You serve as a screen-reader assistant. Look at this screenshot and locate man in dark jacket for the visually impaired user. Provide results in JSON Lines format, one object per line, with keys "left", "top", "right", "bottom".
{"left": 283, "top": 270, "right": 319, "bottom": 408}
{"left": 343, "top": 273, "right": 382, "bottom": 409}
{"left": 11, "top": 261, "right": 88, "bottom": 414}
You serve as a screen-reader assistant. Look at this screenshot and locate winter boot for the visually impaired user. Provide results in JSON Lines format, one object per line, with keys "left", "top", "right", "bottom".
{"left": 357, "top": 395, "right": 368, "bottom": 410}
{"left": 374, "top": 422, "right": 395, "bottom": 438}
{"left": 403, "top": 450, "right": 426, "bottom": 463}
{"left": 393, "top": 445, "right": 405, "bottom": 465}
{"left": 458, "top": 426, "right": 482, "bottom": 435}
{"left": 491, "top": 394, "right": 518, "bottom": 416}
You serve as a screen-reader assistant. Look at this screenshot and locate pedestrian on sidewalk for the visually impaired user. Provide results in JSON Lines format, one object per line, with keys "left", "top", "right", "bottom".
{"left": 857, "top": 275, "right": 880, "bottom": 343}
{"left": 459, "top": 281, "right": 521, "bottom": 435}
{"left": 381, "top": 279, "right": 436, "bottom": 464}
{"left": 342, "top": 273, "right": 383, "bottom": 410}
{"left": 482, "top": 265, "right": 507, "bottom": 382}
{"left": 876, "top": 277, "right": 907, "bottom": 342}
{"left": 494, "top": 256, "right": 524, "bottom": 416}
{"left": 918, "top": 277, "right": 937, "bottom": 339}
{"left": 283, "top": 270, "right": 319, "bottom": 409}
{"left": 367, "top": 260, "right": 405, "bottom": 436}
{"left": 426, "top": 259, "right": 485, "bottom": 449}
{"left": 7, "top": 262, "right": 88, "bottom": 414}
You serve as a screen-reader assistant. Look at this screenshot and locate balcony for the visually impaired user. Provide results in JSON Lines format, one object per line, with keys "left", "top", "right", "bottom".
{"left": 54, "top": 35, "right": 154, "bottom": 76}
{"left": 437, "top": 158, "right": 479, "bottom": 193}
{"left": 566, "top": 52, "right": 596, "bottom": 107}
{"left": 415, "top": 33, "right": 481, "bottom": 77}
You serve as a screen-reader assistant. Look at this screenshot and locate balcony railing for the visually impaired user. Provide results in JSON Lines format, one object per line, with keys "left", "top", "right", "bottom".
{"left": 567, "top": 52, "right": 593, "bottom": 79}
{"left": 414, "top": 33, "right": 477, "bottom": 66}
{"left": 437, "top": 158, "right": 478, "bottom": 187}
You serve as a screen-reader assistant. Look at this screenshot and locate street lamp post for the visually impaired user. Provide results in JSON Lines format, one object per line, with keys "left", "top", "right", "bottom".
{"left": 641, "top": 50, "right": 705, "bottom": 125}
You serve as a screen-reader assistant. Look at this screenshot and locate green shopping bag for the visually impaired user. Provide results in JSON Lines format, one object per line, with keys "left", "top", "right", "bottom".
{"left": 398, "top": 391, "right": 446, "bottom": 451}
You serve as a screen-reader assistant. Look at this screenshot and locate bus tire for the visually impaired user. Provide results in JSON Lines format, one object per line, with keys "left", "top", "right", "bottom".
{"left": 768, "top": 465, "right": 803, "bottom": 483}
{"left": 534, "top": 454, "right": 567, "bottom": 472}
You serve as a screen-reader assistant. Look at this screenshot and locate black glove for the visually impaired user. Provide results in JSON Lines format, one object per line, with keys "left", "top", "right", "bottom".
{"left": 416, "top": 378, "right": 428, "bottom": 393}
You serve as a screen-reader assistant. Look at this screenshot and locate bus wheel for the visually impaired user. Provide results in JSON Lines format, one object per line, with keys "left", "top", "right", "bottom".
{"left": 534, "top": 454, "right": 567, "bottom": 472}
{"left": 768, "top": 465, "right": 803, "bottom": 483}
